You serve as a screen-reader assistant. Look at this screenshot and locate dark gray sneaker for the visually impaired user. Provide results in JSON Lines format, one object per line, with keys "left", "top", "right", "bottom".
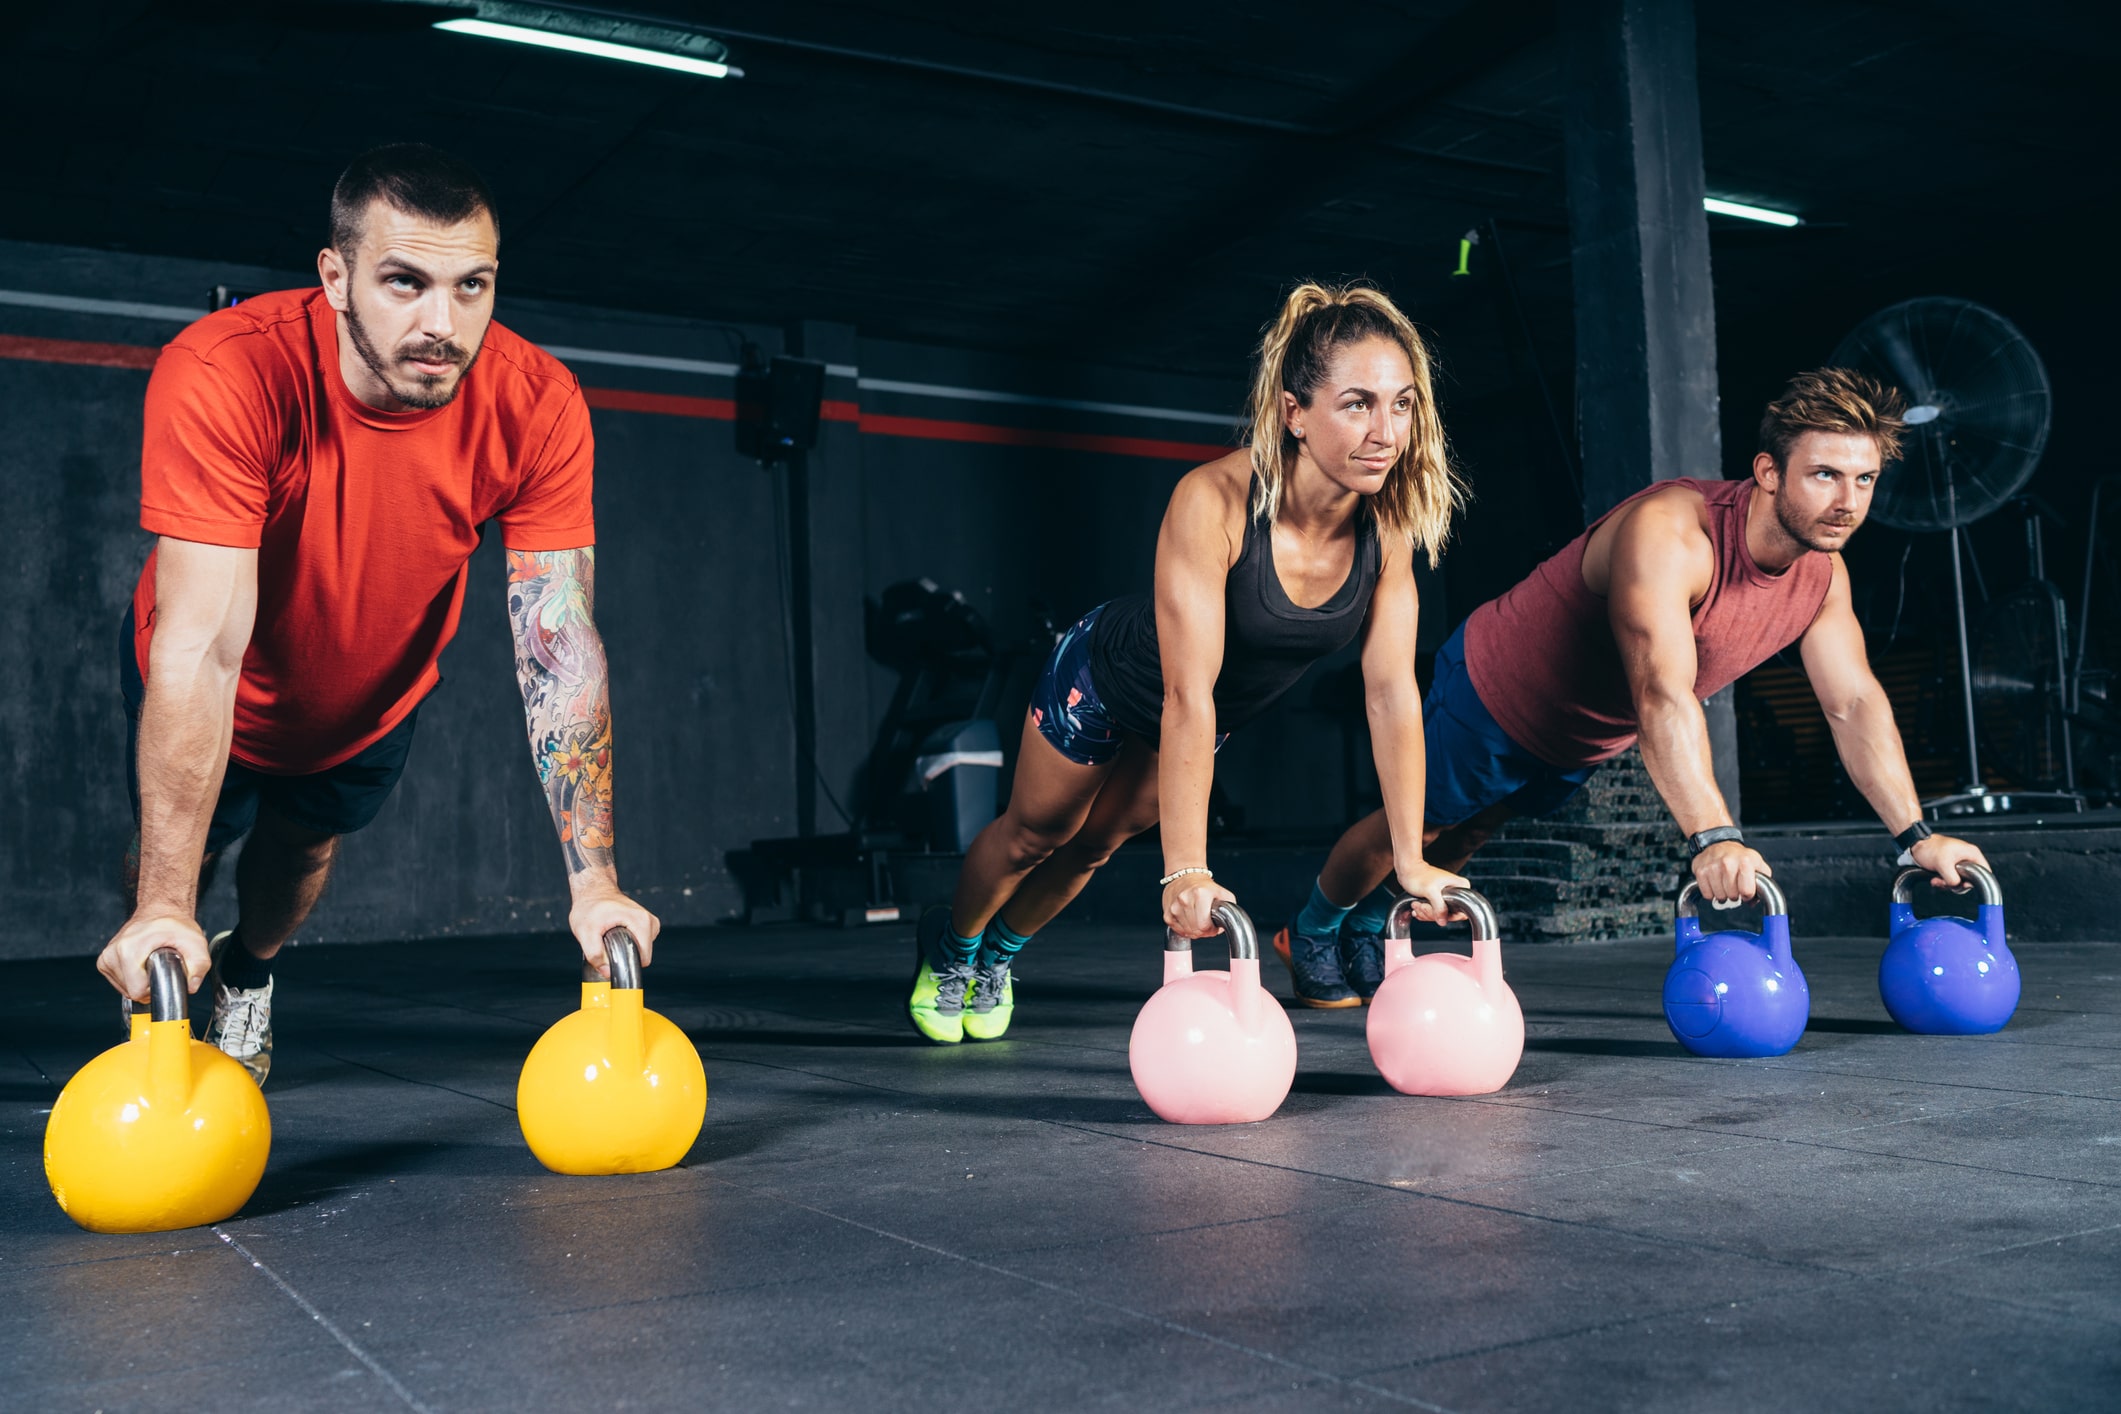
{"left": 1270, "top": 926, "right": 1362, "bottom": 1009}
{"left": 1341, "top": 926, "right": 1386, "bottom": 1002}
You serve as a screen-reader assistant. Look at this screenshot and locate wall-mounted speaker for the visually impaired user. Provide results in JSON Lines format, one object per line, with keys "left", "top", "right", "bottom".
{"left": 736, "top": 351, "right": 826, "bottom": 465}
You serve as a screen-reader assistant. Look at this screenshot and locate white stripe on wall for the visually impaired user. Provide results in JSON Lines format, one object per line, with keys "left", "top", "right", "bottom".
{"left": 0, "top": 286, "right": 1236, "bottom": 428}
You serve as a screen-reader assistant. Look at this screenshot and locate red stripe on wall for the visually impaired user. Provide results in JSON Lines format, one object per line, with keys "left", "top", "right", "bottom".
{"left": 582, "top": 386, "right": 1224, "bottom": 463}
{"left": 0, "top": 332, "right": 1226, "bottom": 463}
{"left": 582, "top": 386, "right": 736, "bottom": 419}
{"left": 0, "top": 333, "right": 159, "bottom": 370}
{"left": 854, "top": 412, "right": 1228, "bottom": 464}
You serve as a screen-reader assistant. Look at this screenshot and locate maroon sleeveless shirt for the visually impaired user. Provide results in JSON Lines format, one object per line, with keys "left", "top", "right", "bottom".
{"left": 1463, "top": 477, "right": 1832, "bottom": 769}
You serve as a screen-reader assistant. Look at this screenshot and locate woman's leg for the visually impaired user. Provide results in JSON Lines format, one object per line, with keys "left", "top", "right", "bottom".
{"left": 1316, "top": 808, "right": 1399, "bottom": 908}
{"left": 991, "top": 735, "right": 1161, "bottom": 936}
{"left": 949, "top": 709, "right": 1117, "bottom": 939}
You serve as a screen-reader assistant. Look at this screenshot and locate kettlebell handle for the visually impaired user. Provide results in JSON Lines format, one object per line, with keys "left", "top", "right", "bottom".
{"left": 1385, "top": 887, "right": 1497, "bottom": 939}
{"left": 1892, "top": 861, "right": 2001, "bottom": 908}
{"left": 147, "top": 948, "right": 188, "bottom": 1022}
{"left": 1163, "top": 901, "right": 1257, "bottom": 961}
{"left": 1675, "top": 873, "right": 1786, "bottom": 921}
{"left": 604, "top": 928, "right": 643, "bottom": 990}
{"left": 123, "top": 947, "right": 190, "bottom": 1035}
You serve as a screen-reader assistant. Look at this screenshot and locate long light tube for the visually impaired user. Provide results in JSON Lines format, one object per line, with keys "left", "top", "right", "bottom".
{"left": 434, "top": 18, "right": 742, "bottom": 78}
{"left": 1702, "top": 197, "right": 1800, "bottom": 227}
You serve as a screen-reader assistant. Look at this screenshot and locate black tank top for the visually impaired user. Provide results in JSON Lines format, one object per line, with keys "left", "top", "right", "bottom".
{"left": 1087, "top": 478, "right": 1383, "bottom": 740}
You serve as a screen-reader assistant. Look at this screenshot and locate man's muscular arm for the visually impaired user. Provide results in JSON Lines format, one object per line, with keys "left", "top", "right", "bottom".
{"left": 1605, "top": 497, "right": 1770, "bottom": 904}
{"left": 507, "top": 547, "right": 659, "bottom": 974}
{"left": 97, "top": 540, "right": 257, "bottom": 1002}
{"left": 1800, "top": 557, "right": 1989, "bottom": 887}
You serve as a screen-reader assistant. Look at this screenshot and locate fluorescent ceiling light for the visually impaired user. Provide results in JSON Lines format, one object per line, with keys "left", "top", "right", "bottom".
{"left": 434, "top": 18, "right": 742, "bottom": 78}
{"left": 1703, "top": 197, "right": 1801, "bottom": 227}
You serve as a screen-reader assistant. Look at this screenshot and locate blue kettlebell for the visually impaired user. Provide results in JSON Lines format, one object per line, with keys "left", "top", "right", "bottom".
{"left": 1880, "top": 862, "right": 2018, "bottom": 1034}
{"left": 1662, "top": 875, "right": 1808, "bottom": 1058}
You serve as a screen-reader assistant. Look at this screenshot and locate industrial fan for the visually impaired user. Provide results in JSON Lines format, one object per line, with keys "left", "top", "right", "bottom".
{"left": 1830, "top": 297, "right": 2078, "bottom": 815}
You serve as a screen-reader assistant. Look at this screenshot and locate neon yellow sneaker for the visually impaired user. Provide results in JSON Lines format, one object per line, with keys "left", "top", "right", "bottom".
{"left": 962, "top": 952, "right": 1015, "bottom": 1041}
{"left": 908, "top": 908, "right": 974, "bottom": 1044}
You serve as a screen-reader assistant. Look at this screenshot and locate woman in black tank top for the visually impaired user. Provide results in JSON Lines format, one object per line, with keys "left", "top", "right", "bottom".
{"left": 908, "top": 283, "right": 1473, "bottom": 1045}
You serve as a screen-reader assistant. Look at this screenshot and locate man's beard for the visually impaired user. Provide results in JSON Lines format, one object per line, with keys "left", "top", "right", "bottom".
{"left": 1774, "top": 492, "right": 1862, "bottom": 555}
{"left": 344, "top": 300, "right": 479, "bottom": 410}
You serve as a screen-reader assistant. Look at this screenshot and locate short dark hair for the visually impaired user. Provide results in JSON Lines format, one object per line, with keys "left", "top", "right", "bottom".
{"left": 329, "top": 143, "right": 497, "bottom": 258}
{"left": 1758, "top": 367, "right": 1906, "bottom": 468}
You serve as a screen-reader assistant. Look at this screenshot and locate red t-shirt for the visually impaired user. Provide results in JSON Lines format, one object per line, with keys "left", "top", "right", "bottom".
{"left": 133, "top": 287, "right": 596, "bottom": 773}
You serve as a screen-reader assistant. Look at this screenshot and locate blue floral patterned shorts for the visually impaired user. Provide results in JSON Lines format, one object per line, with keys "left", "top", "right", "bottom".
{"left": 1030, "top": 606, "right": 1226, "bottom": 766}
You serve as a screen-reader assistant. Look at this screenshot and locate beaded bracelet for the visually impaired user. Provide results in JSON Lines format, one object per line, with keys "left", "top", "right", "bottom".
{"left": 1158, "top": 866, "right": 1214, "bottom": 889}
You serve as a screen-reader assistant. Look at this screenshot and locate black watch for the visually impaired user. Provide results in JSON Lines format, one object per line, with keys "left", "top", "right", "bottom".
{"left": 1894, "top": 821, "right": 1934, "bottom": 853}
{"left": 1686, "top": 825, "right": 1745, "bottom": 857}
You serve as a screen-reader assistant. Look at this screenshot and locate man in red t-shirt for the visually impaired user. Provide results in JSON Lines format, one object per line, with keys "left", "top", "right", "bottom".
{"left": 97, "top": 144, "right": 658, "bottom": 1082}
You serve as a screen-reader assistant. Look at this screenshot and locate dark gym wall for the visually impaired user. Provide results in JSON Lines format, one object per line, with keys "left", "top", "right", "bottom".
{"left": 5, "top": 236, "right": 1352, "bottom": 961}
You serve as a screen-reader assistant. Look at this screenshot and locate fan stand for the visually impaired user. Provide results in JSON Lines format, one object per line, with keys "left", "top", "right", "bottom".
{"left": 1923, "top": 482, "right": 2086, "bottom": 819}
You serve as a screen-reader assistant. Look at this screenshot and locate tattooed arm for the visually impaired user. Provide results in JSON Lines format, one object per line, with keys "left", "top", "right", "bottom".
{"left": 507, "top": 547, "right": 660, "bottom": 974}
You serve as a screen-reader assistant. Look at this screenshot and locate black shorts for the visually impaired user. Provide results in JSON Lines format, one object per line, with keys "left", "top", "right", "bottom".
{"left": 120, "top": 609, "right": 419, "bottom": 854}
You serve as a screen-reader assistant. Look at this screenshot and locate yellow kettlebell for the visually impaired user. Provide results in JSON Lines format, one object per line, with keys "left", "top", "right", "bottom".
{"left": 45, "top": 948, "right": 271, "bottom": 1233}
{"left": 517, "top": 927, "right": 706, "bottom": 1174}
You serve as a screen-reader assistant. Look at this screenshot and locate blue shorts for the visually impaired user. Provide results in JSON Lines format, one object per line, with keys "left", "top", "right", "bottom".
{"left": 120, "top": 609, "right": 419, "bottom": 853}
{"left": 1425, "top": 623, "right": 1596, "bottom": 826}
{"left": 1031, "top": 606, "right": 1227, "bottom": 766}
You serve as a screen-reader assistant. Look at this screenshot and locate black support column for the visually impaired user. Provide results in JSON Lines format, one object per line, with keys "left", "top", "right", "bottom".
{"left": 1561, "top": 0, "right": 1741, "bottom": 820}
{"left": 782, "top": 319, "right": 868, "bottom": 837}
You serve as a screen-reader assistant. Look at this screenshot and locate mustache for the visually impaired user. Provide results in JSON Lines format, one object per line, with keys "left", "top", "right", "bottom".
{"left": 396, "top": 339, "right": 469, "bottom": 367}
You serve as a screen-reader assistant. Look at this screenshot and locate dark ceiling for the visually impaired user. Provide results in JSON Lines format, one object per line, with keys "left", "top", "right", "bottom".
{"left": 2, "top": 0, "right": 2114, "bottom": 393}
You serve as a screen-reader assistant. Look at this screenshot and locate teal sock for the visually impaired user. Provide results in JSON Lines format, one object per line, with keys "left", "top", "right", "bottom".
{"left": 1292, "top": 880, "right": 1356, "bottom": 938}
{"left": 1345, "top": 887, "right": 1398, "bottom": 936}
{"left": 937, "top": 921, "right": 982, "bottom": 965}
{"left": 984, "top": 916, "right": 1033, "bottom": 963}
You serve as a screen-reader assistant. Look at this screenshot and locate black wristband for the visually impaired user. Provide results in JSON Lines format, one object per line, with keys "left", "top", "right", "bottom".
{"left": 1894, "top": 821, "right": 1934, "bottom": 852}
{"left": 1686, "top": 825, "right": 1745, "bottom": 857}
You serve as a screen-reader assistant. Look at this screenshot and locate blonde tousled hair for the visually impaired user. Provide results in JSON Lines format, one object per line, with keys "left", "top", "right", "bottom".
{"left": 1758, "top": 367, "right": 1908, "bottom": 468}
{"left": 1244, "top": 281, "right": 1462, "bottom": 565}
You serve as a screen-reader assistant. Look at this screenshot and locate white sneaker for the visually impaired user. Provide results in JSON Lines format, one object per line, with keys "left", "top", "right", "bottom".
{"left": 204, "top": 930, "right": 274, "bottom": 1086}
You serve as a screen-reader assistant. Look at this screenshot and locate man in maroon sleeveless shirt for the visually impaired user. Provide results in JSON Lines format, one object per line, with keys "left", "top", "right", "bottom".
{"left": 1278, "top": 369, "right": 1988, "bottom": 1002}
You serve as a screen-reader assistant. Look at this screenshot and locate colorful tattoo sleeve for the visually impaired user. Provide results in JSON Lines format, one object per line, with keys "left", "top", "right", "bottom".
{"left": 507, "top": 547, "right": 614, "bottom": 876}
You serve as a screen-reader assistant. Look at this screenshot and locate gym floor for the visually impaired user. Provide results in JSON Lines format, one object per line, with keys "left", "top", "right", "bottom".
{"left": 8, "top": 923, "right": 2118, "bottom": 1412}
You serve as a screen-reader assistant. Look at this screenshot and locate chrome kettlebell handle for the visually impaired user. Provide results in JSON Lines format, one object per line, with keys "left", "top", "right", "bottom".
{"left": 121, "top": 947, "right": 191, "bottom": 1035}
{"left": 1386, "top": 887, "right": 1497, "bottom": 939}
{"left": 147, "top": 949, "right": 189, "bottom": 1022}
{"left": 1676, "top": 873, "right": 1787, "bottom": 920}
{"left": 1892, "top": 861, "right": 2001, "bottom": 908}
{"left": 1164, "top": 900, "right": 1257, "bottom": 961}
{"left": 603, "top": 928, "right": 644, "bottom": 990}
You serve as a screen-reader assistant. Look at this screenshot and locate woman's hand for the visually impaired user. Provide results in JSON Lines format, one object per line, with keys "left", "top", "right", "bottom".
{"left": 1395, "top": 860, "right": 1469, "bottom": 924}
{"left": 1163, "top": 876, "right": 1238, "bottom": 939}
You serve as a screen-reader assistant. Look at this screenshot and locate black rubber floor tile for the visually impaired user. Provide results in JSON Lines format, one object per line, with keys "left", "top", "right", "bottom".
{"left": 1477, "top": 1060, "right": 2060, "bottom": 1143}
{"left": 216, "top": 1172, "right": 934, "bottom": 1335}
{"left": 1057, "top": 1092, "right": 1781, "bottom": 1198}
{"left": 1773, "top": 1092, "right": 2121, "bottom": 1187}
{"left": 35, "top": 1354, "right": 425, "bottom": 1414}
{"left": 0, "top": 1244, "right": 390, "bottom": 1408}
{"left": 995, "top": 1193, "right": 1820, "bottom": 1378}
{"left": 1882, "top": 1219, "right": 2121, "bottom": 1322}
{"left": 1468, "top": 1139, "right": 2121, "bottom": 1275}
{"left": 723, "top": 1115, "right": 1390, "bottom": 1259}
{"left": 1365, "top": 1270, "right": 2121, "bottom": 1414}
{"left": 363, "top": 1251, "right": 1338, "bottom": 1414}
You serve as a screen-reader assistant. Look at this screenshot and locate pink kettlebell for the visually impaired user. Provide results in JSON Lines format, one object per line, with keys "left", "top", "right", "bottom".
{"left": 1366, "top": 886, "right": 1523, "bottom": 1096}
{"left": 1129, "top": 902, "right": 1296, "bottom": 1125}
